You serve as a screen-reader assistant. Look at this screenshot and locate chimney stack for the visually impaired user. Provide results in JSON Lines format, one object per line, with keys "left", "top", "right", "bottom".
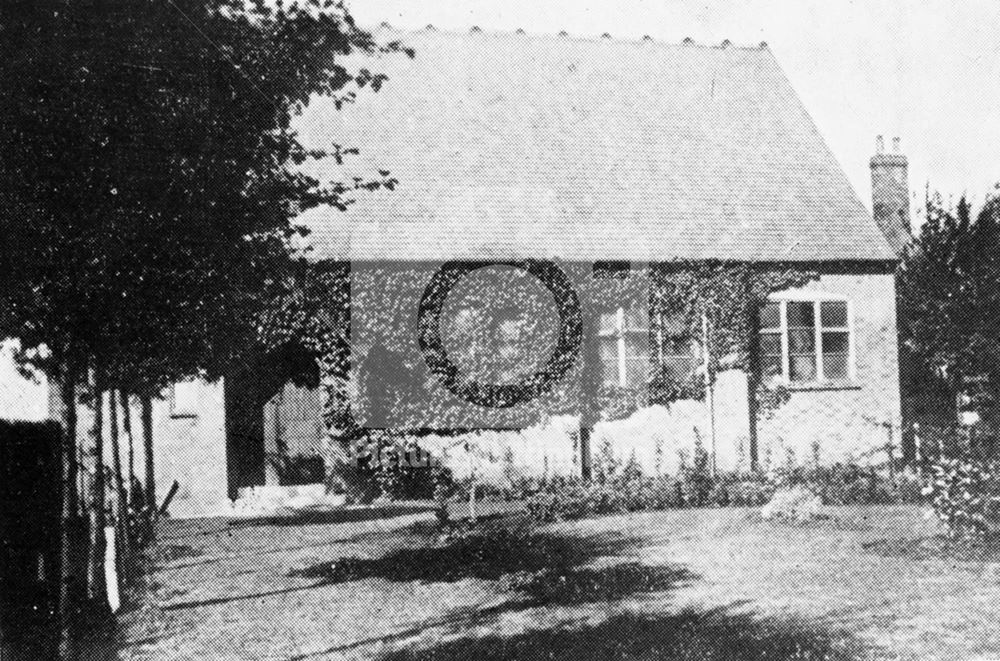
{"left": 870, "top": 135, "right": 911, "bottom": 255}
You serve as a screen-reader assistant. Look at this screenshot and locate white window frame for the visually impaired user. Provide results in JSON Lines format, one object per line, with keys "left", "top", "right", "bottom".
{"left": 598, "top": 306, "right": 653, "bottom": 388}
{"left": 763, "top": 293, "right": 856, "bottom": 384}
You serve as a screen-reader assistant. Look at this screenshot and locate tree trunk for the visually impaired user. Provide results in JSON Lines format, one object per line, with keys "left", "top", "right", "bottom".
{"left": 122, "top": 392, "right": 135, "bottom": 500}
{"left": 141, "top": 395, "right": 155, "bottom": 516}
{"left": 110, "top": 389, "right": 132, "bottom": 576}
{"left": 57, "top": 365, "right": 79, "bottom": 660}
{"left": 110, "top": 389, "right": 126, "bottom": 514}
{"left": 88, "top": 372, "right": 106, "bottom": 604}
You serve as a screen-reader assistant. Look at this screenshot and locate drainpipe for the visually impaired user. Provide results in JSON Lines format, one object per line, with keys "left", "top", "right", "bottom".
{"left": 702, "top": 312, "right": 717, "bottom": 477}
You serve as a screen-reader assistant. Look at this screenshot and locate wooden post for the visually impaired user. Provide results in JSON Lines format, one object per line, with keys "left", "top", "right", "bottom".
{"left": 577, "top": 304, "right": 600, "bottom": 482}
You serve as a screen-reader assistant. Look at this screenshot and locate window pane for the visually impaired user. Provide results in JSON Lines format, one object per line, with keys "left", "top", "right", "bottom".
{"left": 599, "top": 339, "right": 619, "bottom": 385}
{"left": 789, "top": 355, "right": 817, "bottom": 381}
{"left": 623, "top": 307, "right": 649, "bottom": 331}
{"left": 760, "top": 302, "right": 781, "bottom": 330}
{"left": 823, "top": 353, "right": 848, "bottom": 380}
{"left": 759, "top": 333, "right": 782, "bottom": 357}
{"left": 599, "top": 311, "right": 618, "bottom": 335}
{"left": 788, "top": 329, "right": 815, "bottom": 353}
{"left": 625, "top": 334, "right": 650, "bottom": 360}
{"left": 786, "top": 301, "right": 815, "bottom": 328}
{"left": 822, "top": 332, "right": 849, "bottom": 355}
{"left": 820, "top": 301, "right": 848, "bottom": 328}
{"left": 822, "top": 331, "right": 850, "bottom": 379}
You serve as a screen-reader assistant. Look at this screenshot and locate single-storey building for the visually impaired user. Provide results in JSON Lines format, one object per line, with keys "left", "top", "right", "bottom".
{"left": 1, "top": 28, "right": 910, "bottom": 518}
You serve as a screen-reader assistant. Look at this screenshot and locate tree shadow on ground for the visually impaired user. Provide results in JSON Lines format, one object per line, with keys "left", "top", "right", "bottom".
{"left": 287, "top": 557, "right": 889, "bottom": 661}
{"left": 863, "top": 533, "right": 1000, "bottom": 562}
{"left": 287, "top": 518, "right": 643, "bottom": 584}
{"left": 286, "top": 560, "right": 701, "bottom": 660}
{"left": 160, "top": 517, "right": 641, "bottom": 612}
{"left": 226, "top": 502, "right": 436, "bottom": 529}
{"left": 375, "top": 606, "right": 892, "bottom": 661}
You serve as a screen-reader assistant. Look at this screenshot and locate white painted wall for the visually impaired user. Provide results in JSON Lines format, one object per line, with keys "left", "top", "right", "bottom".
{"left": 0, "top": 339, "right": 49, "bottom": 422}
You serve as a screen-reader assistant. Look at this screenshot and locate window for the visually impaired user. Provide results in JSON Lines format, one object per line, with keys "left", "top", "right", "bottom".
{"left": 598, "top": 307, "right": 696, "bottom": 388}
{"left": 759, "top": 299, "right": 853, "bottom": 383}
{"left": 170, "top": 380, "right": 200, "bottom": 418}
{"left": 598, "top": 307, "right": 650, "bottom": 387}
{"left": 657, "top": 311, "right": 696, "bottom": 384}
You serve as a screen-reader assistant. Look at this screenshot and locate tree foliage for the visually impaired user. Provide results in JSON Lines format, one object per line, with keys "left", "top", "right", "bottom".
{"left": 0, "top": 0, "right": 402, "bottom": 394}
{"left": 898, "top": 190, "right": 1000, "bottom": 422}
{"left": 0, "top": 1, "right": 404, "bottom": 648}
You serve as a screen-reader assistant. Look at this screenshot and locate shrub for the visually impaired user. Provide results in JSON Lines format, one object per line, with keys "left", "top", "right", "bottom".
{"left": 520, "top": 449, "right": 921, "bottom": 525}
{"left": 328, "top": 432, "right": 453, "bottom": 503}
{"left": 926, "top": 457, "right": 1000, "bottom": 538}
{"left": 641, "top": 475, "right": 686, "bottom": 510}
{"left": 761, "top": 485, "right": 823, "bottom": 521}
{"left": 719, "top": 473, "right": 776, "bottom": 507}
{"left": 896, "top": 468, "right": 925, "bottom": 504}
{"left": 679, "top": 435, "right": 714, "bottom": 506}
{"left": 525, "top": 478, "right": 596, "bottom": 522}
{"left": 775, "top": 462, "right": 911, "bottom": 506}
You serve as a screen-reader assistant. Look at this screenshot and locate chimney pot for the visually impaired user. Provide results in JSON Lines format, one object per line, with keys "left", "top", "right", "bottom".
{"left": 875, "top": 135, "right": 884, "bottom": 153}
{"left": 892, "top": 136, "right": 900, "bottom": 153}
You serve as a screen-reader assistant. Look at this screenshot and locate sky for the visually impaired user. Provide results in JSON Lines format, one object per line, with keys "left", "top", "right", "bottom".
{"left": 348, "top": 0, "right": 1000, "bottom": 216}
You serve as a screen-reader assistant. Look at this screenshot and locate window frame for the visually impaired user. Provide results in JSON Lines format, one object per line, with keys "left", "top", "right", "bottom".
{"left": 599, "top": 306, "right": 696, "bottom": 388}
{"left": 598, "top": 307, "right": 632, "bottom": 387}
{"left": 762, "top": 293, "right": 856, "bottom": 385}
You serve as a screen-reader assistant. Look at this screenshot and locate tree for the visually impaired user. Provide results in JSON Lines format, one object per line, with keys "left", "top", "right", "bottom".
{"left": 0, "top": 0, "right": 403, "bottom": 654}
{"left": 898, "top": 190, "right": 1000, "bottom": 448}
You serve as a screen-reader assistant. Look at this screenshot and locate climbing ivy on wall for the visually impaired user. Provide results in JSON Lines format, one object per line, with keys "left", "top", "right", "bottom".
{"left": 263, "top": 259, "right": 816, "bottom": 435}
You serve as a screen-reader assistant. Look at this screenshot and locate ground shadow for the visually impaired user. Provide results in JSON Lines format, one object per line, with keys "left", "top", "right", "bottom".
{"left": 287, "top": 560, "right": 700, "bottom": 660}
{"left": 287, "top": 520, "right": 642, "bottom": 585}
{"left": 226, "top": 502, "right": 436, "bottom": 529}
{"left": 863, "top": 533, "right": 1000, "bottom": 562}
{"left": 285, "top": 554, "right": 888, "bottom": 661}
{"left": 374, "top": 606, "right": 892, "bottom": 661}
{"left": 163, "top": 519, "right": 643, "bottom": 612}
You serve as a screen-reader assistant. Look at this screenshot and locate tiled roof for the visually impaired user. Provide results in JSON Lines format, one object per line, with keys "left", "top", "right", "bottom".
{"left": 295, "top": 28, "right": 896, "bottom": 263}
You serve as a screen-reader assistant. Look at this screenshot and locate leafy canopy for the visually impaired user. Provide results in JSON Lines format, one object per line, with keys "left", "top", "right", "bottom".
{"left": 0, "top": 0, "right": 402, "bottom": 392}
{"left": 898, "top": 190, "right": 1000, "bottom": 417}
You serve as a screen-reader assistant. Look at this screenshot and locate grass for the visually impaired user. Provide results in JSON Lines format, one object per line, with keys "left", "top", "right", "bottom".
{"left": 113, "top": 505, "right": 1000, "bottom": 660}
